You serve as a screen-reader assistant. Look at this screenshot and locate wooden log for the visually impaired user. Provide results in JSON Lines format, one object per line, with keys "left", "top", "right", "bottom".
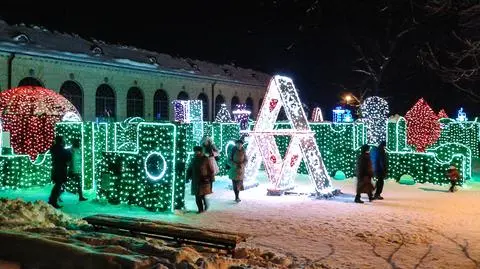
{"left": 86, "top": 214, "right": 248, "bottom": 238}
{"left": 83, "top": 214, "right": 248, "bottom": 248}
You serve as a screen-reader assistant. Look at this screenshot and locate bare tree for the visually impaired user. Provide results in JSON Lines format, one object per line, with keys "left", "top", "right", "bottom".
{"left": 348, "top": 1, "right": 417, "bottom": 96}
{"left": 419, "top": 0, "right": 480, "bottom": 100}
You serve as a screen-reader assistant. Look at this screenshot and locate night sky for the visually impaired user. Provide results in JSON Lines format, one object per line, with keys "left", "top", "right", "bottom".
{"left": 0, "top": 1, "right": 476, "bottom": 117}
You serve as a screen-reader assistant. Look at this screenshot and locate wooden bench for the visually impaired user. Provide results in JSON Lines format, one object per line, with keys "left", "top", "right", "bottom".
{"left": 83, "top": 214, "right": 248, "bottom": 255}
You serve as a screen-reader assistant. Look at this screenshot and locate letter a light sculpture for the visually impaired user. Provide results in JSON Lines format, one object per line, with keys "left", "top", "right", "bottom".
{"left": 245, "top": 75, "right": 335, "bottom": 196}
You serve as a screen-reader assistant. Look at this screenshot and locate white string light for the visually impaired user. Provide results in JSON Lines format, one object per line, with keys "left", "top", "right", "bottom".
{"left": 215, "top": 103, "right": 233, "bottom": 122}
{"left": 311, "top": 107, "right": 323, "bottom": 122}
{"left": 245, "top": 75, "right": 334, "bottom": 195}
{"left": 360, "top": 96, "right": 389, "bottom": 145}
{"left": 172, "top": 100, "right": 204, "bottom": 143}
{"left": 232, "top": 104, "right": 251, "bottom": 132}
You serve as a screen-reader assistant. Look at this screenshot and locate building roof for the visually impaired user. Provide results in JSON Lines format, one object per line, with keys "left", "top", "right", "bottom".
{"left": 0, "top": 20, "right": 270, "bottom": 87}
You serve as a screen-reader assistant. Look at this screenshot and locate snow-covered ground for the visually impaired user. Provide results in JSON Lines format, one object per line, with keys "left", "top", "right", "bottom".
{"left": 1, "top": 173, "right": 480, "bottom": 268}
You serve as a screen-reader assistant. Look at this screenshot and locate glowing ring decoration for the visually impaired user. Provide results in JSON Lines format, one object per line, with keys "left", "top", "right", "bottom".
{"left": 144, "top": 151, "right": 167, "bottom": 181}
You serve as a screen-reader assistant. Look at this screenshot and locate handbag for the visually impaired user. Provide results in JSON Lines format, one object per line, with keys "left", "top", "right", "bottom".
{"left": 209, "top": 157, "right": 220, "bottom": 175}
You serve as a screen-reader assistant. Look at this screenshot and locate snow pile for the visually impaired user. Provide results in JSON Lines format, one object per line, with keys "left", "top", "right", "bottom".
{"left": 0, "top": 198, "right": 88, "bottom": 230}
{"left": 0, "top": 198, "right": 293, "bottom": 268}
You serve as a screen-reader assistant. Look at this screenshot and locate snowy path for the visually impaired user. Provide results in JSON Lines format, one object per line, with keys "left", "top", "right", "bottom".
{"left": 2, "top": 174, "right": 480, "bottom": 268}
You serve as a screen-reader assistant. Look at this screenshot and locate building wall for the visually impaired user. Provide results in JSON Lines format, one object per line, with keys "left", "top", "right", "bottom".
{"left": 0, "top": 52, "right": 10, "bottom": 90}
{"left": 0, "top": 51, "right": 267, "bottom": 121}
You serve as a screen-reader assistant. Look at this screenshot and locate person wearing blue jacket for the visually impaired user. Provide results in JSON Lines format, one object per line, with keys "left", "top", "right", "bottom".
{"left": 373, "top": 141, "right": 387, "bottom": 200}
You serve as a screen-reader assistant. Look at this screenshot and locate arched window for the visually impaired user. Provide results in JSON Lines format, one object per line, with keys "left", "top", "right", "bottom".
{"left": 13, "top": 33, "right": 30, "bottom": 43}
{"left": 198, "top": 93, "right": 209, "bottom": 121}
{"left": 154, "top": 89, "right": 169, "bottom": 120}
{"left": 231, "top": 96, "right": 240, "bottom": 110}
{"left": 246, "top": 97, "right": 254, "bottom": 118}
{"left": 59, "top": 80, "right": 83, "bottom": 117}
{"left": 126, "top": 87, "right": 144, "bottom": 118}
{"left": 18, "top": 77, "right": 43, "bottom": 87}
{"left": 177, "top": 91, "right": 189, "bottom": 100}
{"left": 215, "top": 95, "right": 225, "bottom": 117}
{"left": 95, "top": 84, "right": 116, "bottom": 119}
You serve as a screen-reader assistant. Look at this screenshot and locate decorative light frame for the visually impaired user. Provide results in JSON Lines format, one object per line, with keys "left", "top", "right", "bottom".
{"left": 246, "top": 75, "right": 333, "bottom": 195}
{"left": 311, "top": 107, "right": 324, "bottom": 122}
{"left": 360, "top": 96, "right": 389, "bottom": 145}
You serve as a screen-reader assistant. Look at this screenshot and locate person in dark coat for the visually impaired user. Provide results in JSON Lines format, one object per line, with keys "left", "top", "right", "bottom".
{"left": 187, "top": 146, "right": 214, "bottom": 213}
{"left": 48, "top": 136, "right": 72, "bottom": 209}
{"left": 374, "top": 141, "right": 387, "bottom": 200}
{"left": 355, "top": 144, "right": 374, "bottom": 203}
{"left": 69, "top": 139, "right": 87, "bottom": 201}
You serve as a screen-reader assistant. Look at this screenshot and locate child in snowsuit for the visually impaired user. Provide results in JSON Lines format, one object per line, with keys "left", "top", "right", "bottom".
{"left": 446, "top": 165, "right": 460, "bottom": 192}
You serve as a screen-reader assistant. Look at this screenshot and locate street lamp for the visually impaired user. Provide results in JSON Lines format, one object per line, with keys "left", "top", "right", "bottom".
{"left": 343, "top": 93, "right": 361, "bottom": 118}
{"left": 344, "top": 94, "right": 360, "bottom": 104}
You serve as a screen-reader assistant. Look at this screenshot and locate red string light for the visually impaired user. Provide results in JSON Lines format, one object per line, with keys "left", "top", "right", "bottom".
{"left": 438, "top": 109, "right": 449, "bottom": 119}
{"left": 0, "top": 86, "right": 80, "bottom": 160}
{"left": 405, "top": 98, "right": 440, "bottom": 152}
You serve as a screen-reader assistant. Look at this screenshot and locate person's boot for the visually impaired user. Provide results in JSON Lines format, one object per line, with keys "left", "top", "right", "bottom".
{"left": 204, "top": 200, "right": 208, "bottom": 211}
{"left": 78, "top": 188, "right": 88, "bottom": 201}
{"left": 354, "top": 199, "right": 364, "bottom": 204}
{"left": 354, "top": 194, "right": 363, "bottom": 203}
{"left": 49, "top": 201, "right": 62, "bottom": 209}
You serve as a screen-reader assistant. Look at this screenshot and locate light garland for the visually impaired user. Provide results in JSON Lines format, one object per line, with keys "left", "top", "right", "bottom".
{"left": 98, "top": 122, "right": 178, "bottom": 212}
{"left": 360, "top": 96, "right": 389, "bottom": 145}
{"left": 215, "top": 103, "right": 232, "bottom": 122}
{"left": 438, "top": 109, "right": 449, "bottom": 119}
{"left": 0, "top": 86, "right": 80, "bottom": 160}
{"left": 386, "top": 115, "right": 471, "bottom": 185}
{"left": 0, "top": 154, "right": 52, "bottom": 190}
{"left": 386, "top": 116, "right": 409, "bottom": 152}
{"left": 311, "top": 107, "right": 323, "bottom": 122}
{"left": 232, "top": 104, "right": 251, "bottom": 131}
{"left": 246, "top": 75, "right": 333, "bottom": 195}
{"left": 172, "top": 100, "right": 203, "bottom": 144}
{"left": 273, "top": 122, "right": 366, "bottom": 178}
{"left": 172, "top": 100, "right": 202, "bottom": 123}
{"left": 456, "top": 107, "right": 468, "bottom": 122}
{"left": 405, "top": 98, "right": 440, "bottom": 152}
{"left": 343, "top": 110, "right": 353, "bottom": 123}
{"left": 0, "top": 114, "right": 52, "bottom": 190}
{"left": 332, "top": 106, "right": 346, "bottom": 123}
{"left": 57, "top": 121, "right": 179, "bottom": 212}
{"left": 434, "top": 118, "right": 480, "bottom": 158}
{"left": 57, "top": 122, "right": 107, "bottom": 192}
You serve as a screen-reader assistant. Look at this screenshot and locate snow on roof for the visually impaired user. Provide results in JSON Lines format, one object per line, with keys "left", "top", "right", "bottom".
{"left": 0, "top": 20, "right": 270, "bottom": 86}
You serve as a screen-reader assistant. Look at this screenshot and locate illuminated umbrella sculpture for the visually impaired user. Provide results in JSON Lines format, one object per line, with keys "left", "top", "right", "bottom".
{"left": 0, "top": 86, "right": 80, "bottom": 160}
